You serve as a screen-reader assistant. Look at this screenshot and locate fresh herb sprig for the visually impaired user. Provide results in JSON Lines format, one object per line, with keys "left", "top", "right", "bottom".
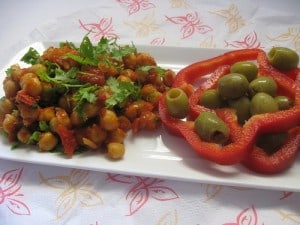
{"left": 65, "top": 36, "right": 136, "bottom": 66}
{"left": 137, "top": 65, "right": 167, "bottom": 77}
{"left": 105, "top": 77, "right": 140, "bottom": 109}
{"left": 21, "top": 47, "right": 40, "bottom": 65}
{"left": 73, "top": 84, "right": 99, "bottom": 120}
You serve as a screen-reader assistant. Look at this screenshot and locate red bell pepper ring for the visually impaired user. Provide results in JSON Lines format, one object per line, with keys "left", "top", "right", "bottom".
{"left": 243, "top": 127, "right": 300, "bottom": 174}
{"left": 159, "top": 48, "right": 300, "bottom": 169}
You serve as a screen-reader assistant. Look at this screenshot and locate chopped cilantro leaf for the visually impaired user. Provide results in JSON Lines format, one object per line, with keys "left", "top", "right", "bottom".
{"left": 37, "top": 64, "right": 80, "bottom": 88}
{"left": 5, "top": 67, "right": 15, "bottom": 77}
{"left": 105, "top": 77, "right": 140, "bottom": 109}
{"left": 39, "top": 121, "right": 50, "bottom": 131}
{"left": 137, "top": 65, "right": 166, "bottom": 77}
{"left": 21, "top": 47, "right": 40, "bottom": 65}
{"left": 27, "top": 131, "right": 41, "bottom": 144}
{"left": 64, "top": 36, "right": 136, "bottom": 67}
{"left": 73, "top": 84, "right": 99, "bottom": 120}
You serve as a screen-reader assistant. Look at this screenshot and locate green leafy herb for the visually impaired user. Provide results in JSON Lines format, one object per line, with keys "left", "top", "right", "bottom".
{"left": 38, "top": 64, "right": 80, "bottom": 88}
{"left": 137, "top": 65, "right": 166, "bottom": 77}
{"left": 21, "top": 47, "right": 40, "bottom": 65}
{"left": 39, "top": 121, "right": 50, "bottom": 131}
{"left": 73, "top": 84, "right": 99, "bottom": 119}
{"left": 105, "top": 77, "right": 140, "bottom": 109}
{"left": 59, "top": 41, "right": 78, "bottom": 50}
{"left": 27, "top": 131, "right": 41, "bottom": 144}
{"left": 5, "top": 67, "right": 15, "bottom": 77}
{"left": 65, "top": 36, "right": 136, "bottom": 67}
{"left": 11, "top": 141, "right": 22, "bottom": 150}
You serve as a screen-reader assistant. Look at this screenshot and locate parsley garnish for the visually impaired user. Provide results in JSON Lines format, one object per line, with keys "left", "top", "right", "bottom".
{"left": 105, "top": 77, "right": 140, "bottom": 109}
{"left": 21, "top": 47, "right": 40, "bottom": 65}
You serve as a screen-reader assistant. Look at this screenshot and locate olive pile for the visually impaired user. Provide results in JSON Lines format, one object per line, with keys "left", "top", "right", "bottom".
{"left": 165, "top": 47, "right": 299, "bottom": 153}
{"left": 200, "top": 63, "right": 294, "bottom": 124}
{"left": 197, "top": 62, "right": 294, "bottom": 149}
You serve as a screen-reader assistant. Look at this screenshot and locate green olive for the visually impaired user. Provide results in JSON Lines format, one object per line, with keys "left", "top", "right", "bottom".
{"left": 268, "top": 47, "right": 299, "bottom": 71}
{"left": 250, "top": 92, "right": 279, "bottom": 115}
{"left": 249, "top": 76, "right": 277, "bottom": 97}
{"left": 217, "top": 73, "right": 249, "bottom": 100}
{"left": 199, "top": 89, "right": 222, "bottom": 109}
{"left": 194, "top": 111, "right": 229, "bottom": 144}
{"left": 228, "top": 96, "right": 251, "bottom": 124}
{"left": 256, "top": 132, "right": 288, "bottom": 155}
{"left": 230, "top": 61, "right": 258, "bottom": 82}
{"left": 165, "top": 88, "right": 189, "bottom": 119}
{"left": 274, "top": 95, "right": 294, "bottom": 110}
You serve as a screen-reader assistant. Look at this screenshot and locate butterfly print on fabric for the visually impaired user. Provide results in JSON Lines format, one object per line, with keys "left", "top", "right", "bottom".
{"left": 107, "top": 173, "right": 179, "bottom": 216}
{"left": 39, "top": 169, "right": 103, "bottom": 219}
{"left": 225, "top": 31, "right": 262, "bottom": 49}
{"left": 79, "top": 18, "right": 119, "bottom": 41}
{"left": 165, "top": 11, "right": 213, "bottom": 39}
{"left": 223, "top": 205, "right": 265, "bottom": 225}
{"left": 117, "top": 0, "right": 156, "bottom": 15}
{"left": 0, "top": 168, "right": 31, "bottom": 216}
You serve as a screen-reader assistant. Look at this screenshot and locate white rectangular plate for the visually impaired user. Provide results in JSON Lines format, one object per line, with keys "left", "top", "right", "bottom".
{"left": 0, "top": 42, "right": 299, "bottom": 192}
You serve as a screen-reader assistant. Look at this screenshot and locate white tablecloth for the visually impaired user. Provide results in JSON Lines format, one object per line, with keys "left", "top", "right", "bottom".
{"left": 0, "top": 1, "right": 299, "bottom": 224}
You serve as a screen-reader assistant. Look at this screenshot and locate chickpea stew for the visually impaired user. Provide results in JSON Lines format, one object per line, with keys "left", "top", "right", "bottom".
{"left": 0, "top": 36, "right": 175, "bottom": 159}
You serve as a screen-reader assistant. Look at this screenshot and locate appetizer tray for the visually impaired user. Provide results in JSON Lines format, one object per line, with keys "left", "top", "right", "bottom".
{"left": 0, "top": 42, "right": 299, "bottom": 192}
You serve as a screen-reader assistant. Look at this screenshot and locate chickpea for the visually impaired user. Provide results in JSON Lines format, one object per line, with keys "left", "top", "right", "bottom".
{"left": 55, "top": 108, "right": 72, "bottom": 129}
{"left": 98, "top": 62, "right": 118, "bottom": 77}
{"left": 70, "top": 111, "right": 85, "bottom": 127}
{"left": 0, "top": 98, "right": 15, "bottom": 115}
{"left": 179, "top": 83, "right": 194, "bottom": 97}
{"left": 29, "top": 64, "right": 47, "bottom": 74}
{"left": 120, "top": 69, "right": 137, "bottom": 82}
{"left": 39, "top": 107, "right": 56, "bottom": 121}
{"left": 20, "top": 73, "right": 43, "bottom": 97}
{"left": 141, "top": 84, "right": 162, "bottom": 106}
{"left": 40, "top": 81, "right": 54, "bottom": 102}
{"left": 132, "top": 111, "right": 158, "bottom": 133}
{"left": 123, "top": 53, "right": 137, "bottom": 69}
{"left": 38, "top": 132, "right": 58, "bottom": 151}
{"left": 100, "top": 109, "right": 119, "bottom": 131}
{"left": 118, "top": 116, "right": 131, "bottom": 131}
{"left": 17, "top": 127, "right": 31, "bottom": 144}
{"left": 107, "top": 128, "right": 126, "bottom": 143}
{"left": 125, "top": 100, "right": 154, "bottom": 121}
{"left": 82, "top": 102, "right": 100, "bottom": 118}
{"left": 135, "top": 52, "right": 156, "bottom": 67}
{"left": 107, "top": 142, "right": 125, "bottom": 159}
{"left": 82, "top": 137, "right": 98, "bottom": 149}
{"left": 17, "top": 103, "right": 39, "bottom": 126}
{"left": 163, "top": 69, "right": 175, "bottom": 87}
{"left": 2, "top": 114, "right": 18, "bottom": 134}
{"left": 85, "top": 124, "right": 107, "bottom": 146}
{"left": 117, "top": 75, "right": 132, "bottom": 82}
{"left": 58, "top": 95, "right": 72, "bottom": 113}
{"left": 75, "top": 124, "right": 107, "bottom": 147}
{"left": 3, "top": 77, "right": 20, "bottom": 99}
{"left": 10, "top": 65, "right": 26, "bottom": 82}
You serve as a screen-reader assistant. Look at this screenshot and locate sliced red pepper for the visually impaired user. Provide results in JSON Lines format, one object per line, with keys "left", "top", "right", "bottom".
{"left": 57, "top": 124, "right": 78, "bottom": 157}
{"left": 16, "top": 90, "right": 39, "bottom": 106}
{"left": 243, "top": 127, "right": 300, "bottom": 174}
{"left": 159, "top": 48, "right": 300, "bottom": 170}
